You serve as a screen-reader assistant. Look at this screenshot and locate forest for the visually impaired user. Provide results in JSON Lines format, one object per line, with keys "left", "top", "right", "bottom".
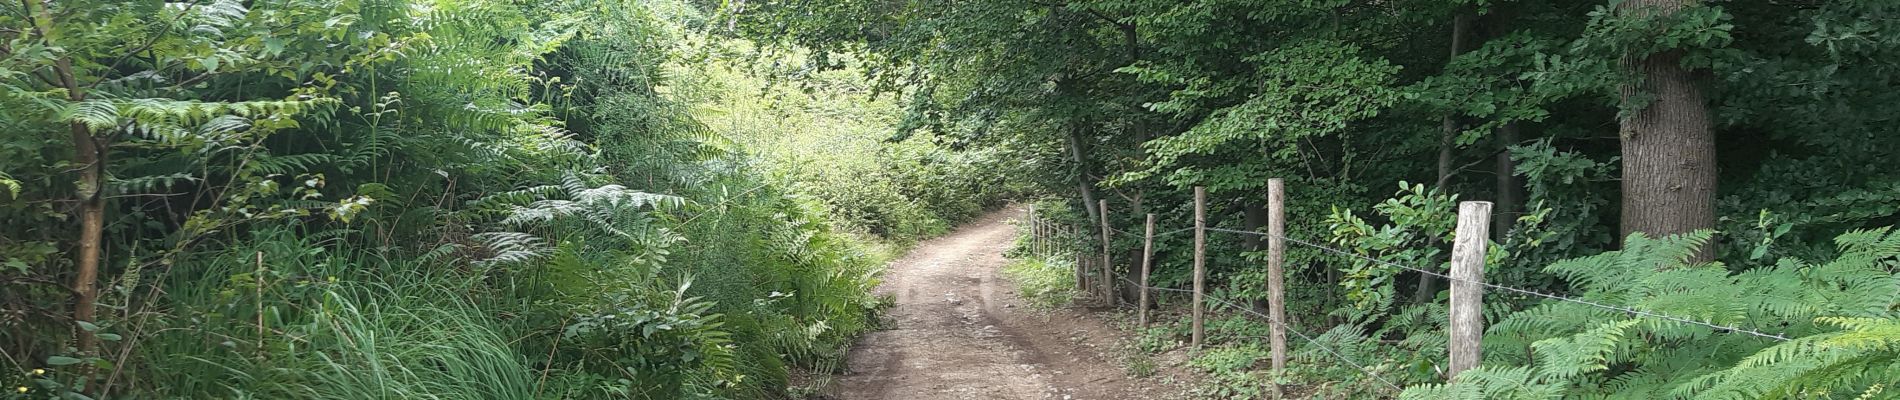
{"left": 2, "top": 0, "right": 1898, "bottom": 399}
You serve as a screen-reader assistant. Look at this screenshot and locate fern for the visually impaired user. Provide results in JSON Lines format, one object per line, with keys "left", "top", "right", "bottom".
{"left": 106, "top": 172, "right": 199, "bottom": 196}
{"left": 1, "top": 171, "right": 23, "bottom": 199}
{"left": 470, "top": 231, "right": 550, "bottom": 267}
{"left": 1414, "top": 228, "right": 1900, "bottom": 399}
{"left": 251, "top": 153, "right": 339, "bottom": 175}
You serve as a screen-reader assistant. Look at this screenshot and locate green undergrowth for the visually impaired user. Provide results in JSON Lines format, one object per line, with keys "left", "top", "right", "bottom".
{"left": 1001, "top": 255, "right": 1081, "bottom": 310}
{"left": 0, "top": 0, "right": 1006, "bottom": 398}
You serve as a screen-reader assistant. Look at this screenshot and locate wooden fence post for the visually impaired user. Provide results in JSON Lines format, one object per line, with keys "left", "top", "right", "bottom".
{"left": 1027, "top": 204, "right": 1039, "bottom": 256}
{"left": 1267, "top": 178, "right": 1288, "bottom": 374}
{"left": 1449, "top": 201, "right": 1493, "bottom": 379}
{"left": 1073, "top": 225, "right": 1087, "bottom": 290}
{"left": 1041, "top": 214, "right": 1049, "bottom": 257}
{"left": 1098, "top": 199, "right": 1115, "bottom": 305}
{"left": 1192, "top": 186, "right": 1207, "bottom": 348}
{"left": 1139, "top": 213, "right": 1155, "bottom": 327}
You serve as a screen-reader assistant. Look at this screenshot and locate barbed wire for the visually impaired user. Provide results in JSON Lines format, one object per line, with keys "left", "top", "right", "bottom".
{"left": 1174, "top": 225, "right": 1793, "bottom": 341}
{"left": 1031, "top": 211, "right": 1800, "bottom": 400}
{"left": 1204, "top": 227, "right": 1268, "bottom": 237}
{"left": 1276, "top": 235, "right": 1792, "bottom": 341}
{"left": 1202, "top": 295, "right": 1405, "bottom": 392}
{"left": 1108, "top": 276, "right": 1402, "bottom": 392}
{"left": 1117, "top": 276, "right": 1195, "bottom": 293}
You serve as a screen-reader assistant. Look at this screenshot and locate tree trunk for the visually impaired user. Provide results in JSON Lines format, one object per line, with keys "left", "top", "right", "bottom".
{"left": 1433, "top": 11, "right": 1473, "bottom": 190}
{"left": 1435, "top": 118, "right": 1457, "bottom": 189}
{"left": 1421, "top": 9, "right": 1472, "bottom": 303}
{"left": 1617, "top": 0, "right": 1717, "bottom": 261}
{"left": 1242, "top": 203, "right": 1266, "bottom": 251}
{"left": 1494, "top": 122, "right": 1521, "bottom": 239}
{"left": 34, "top": 0, "right": 105, "bottom": 355}
{"left": 1242, "top": 202, "right": 1270, "bottom": 314}
{"left": 69, "top": 124, "right": 104, "bottom": 354}
{"left": 1065, "top": 125, "right": 1100, "bottom": 223}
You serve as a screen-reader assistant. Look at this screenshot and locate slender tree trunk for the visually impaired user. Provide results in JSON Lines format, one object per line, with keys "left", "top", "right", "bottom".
{"left": 1433, "top": 12, "right": 1473, "bottom": 190}
{"left": 1617, "top": 0, "right": 1717, "bottom": 261}
{"left": 1120, "top": 23, "right": 1145, "bottom": 304}
{"left": 1242, "top": 202, "right": 1271, "bottom": 314}
{"left": 1242, "top": 203, "right": 1266, "bottom": 251}
{"left": 1494, "top": 122, "right": 1521, "bottom": 239}
{"left": 69, "top": 125, "right": 104, "bottom": 354}
{"left": 1065, "top": 125, "right": 1100, "bottom": 223}
{"left": 33, "top": 0, "right": 105, "bottom": 355}
{"left": 1420, "top": 9, "right": 1472, "bottom": 303}
{"left": 1435, "top": 119, "right": 1457, "bottom": 189}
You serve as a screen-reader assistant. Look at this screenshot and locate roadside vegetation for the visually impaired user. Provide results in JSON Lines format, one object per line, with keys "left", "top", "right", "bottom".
{"left": 9, "top": 0, "right": 1900, "bottom": 398}
{"left": 0, "top": 1, "right": 1012, "bottom": 398}
{"left": 732, "top": 0, "right": 1900, "bottom": 398}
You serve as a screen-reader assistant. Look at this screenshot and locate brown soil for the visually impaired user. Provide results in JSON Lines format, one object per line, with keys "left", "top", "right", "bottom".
{"left": 825, "top": 207, "right": 1196, "bottom": 400}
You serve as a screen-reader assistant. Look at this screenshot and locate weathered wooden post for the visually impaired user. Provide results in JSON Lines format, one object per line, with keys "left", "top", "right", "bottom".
{"left": 1139, "top": 213, "right": 1156, "bottom": 327}
{"left": 1098, "top": 200, "right": 1115, "bottom": 304}
{"left": 1192, "top": 186, "right": 1207, "bottom": 348}
{"left": 1028, "top": 204, "right": 1040, "bottom": 257}
{"left": 1449, "top": 201, "right": 1493, "bottom": 379}
{"left": 1267, "top": 178, "right": 1288, "bottom": 374}
{"left": 1041, "top": 209, "right": 1056, "bottom": 255}
{"left": 1072, "top": 225, "right": 1087, "bottom": 290}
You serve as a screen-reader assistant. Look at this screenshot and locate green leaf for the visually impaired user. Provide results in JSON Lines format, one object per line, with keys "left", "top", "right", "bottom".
{"left": 46, "top": 356, "right": 82, "bottom": 366}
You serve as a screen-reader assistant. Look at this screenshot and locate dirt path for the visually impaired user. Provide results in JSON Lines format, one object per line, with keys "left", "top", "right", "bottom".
{"left": 829, "top": 207, "right": 1190, "bottom": 400}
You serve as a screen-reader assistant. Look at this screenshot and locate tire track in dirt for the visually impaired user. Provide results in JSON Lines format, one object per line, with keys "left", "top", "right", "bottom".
{"left": 828, "top": 207, "right": 1190, "bottom": 399}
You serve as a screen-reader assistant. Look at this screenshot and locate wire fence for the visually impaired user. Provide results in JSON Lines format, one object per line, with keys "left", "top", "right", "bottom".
{"left": 1018, "top": 194, "right": 1797, "bottom": 393}
{"left": 1197, "top": 227, "right": 1792, "bottom": 341}
{"left": 1104, "top": 274, "right": 1402, "bottom": 391}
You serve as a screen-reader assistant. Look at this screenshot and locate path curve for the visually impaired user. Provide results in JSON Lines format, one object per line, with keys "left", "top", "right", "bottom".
{"left": 830, "top": 207, "right": 1186, "bottom": 399}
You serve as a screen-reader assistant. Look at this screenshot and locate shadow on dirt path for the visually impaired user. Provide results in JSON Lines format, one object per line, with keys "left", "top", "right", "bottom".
{"left": 828, "top": 206, "right": 1193, "bottom": 399}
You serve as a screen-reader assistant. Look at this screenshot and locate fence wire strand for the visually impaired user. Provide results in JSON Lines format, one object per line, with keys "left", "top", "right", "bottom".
{"left": 1202, "top": 295, "right": 1405, "bottom": 392}
{"left": 1294, "top": 236, "right": 1791, "bottom": 341}
{"left": 1032, "top": 205, "right": 1796, "bottom": 400}
{"left": 1103, "top": 275, "right": 1401, "bottom": 392}
{"left": 1055, "top": 222, "right": 1793, "bottom": 341}
{"left": 1178, "top": 225, "right": 1792, "bottom": 341}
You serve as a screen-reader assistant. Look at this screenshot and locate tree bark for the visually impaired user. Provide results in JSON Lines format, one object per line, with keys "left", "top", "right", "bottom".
{"left": 1494, "top": 122, "right": 1521, "bottom": 239}
{"left": 1617, "top": 0, "right": 1717, "bottom": 261}
{"left": 1242, "top": 202, "right": 1270, "bottom": 314}
{"left": 1433, "top": 11, "right": 1473, "bottom": 190}
{"left": 1065, "top": 125, "right": 1101, "bottom": 223}
{"left": 33, "top": 0, "right": 105, "bottom": 355}
{"left": 69, "top": 125, "right": 104, "bottom": 355}
{"left": 1242, "top": 203, "right": 1266, "bottom": 251}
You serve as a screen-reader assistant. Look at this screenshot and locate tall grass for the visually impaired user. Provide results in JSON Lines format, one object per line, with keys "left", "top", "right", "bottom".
{"left": 134, "top": 232, "right": 535, "bottom": 399}
{"left": 245, "top": 287, "right": 536, "bottom": 400}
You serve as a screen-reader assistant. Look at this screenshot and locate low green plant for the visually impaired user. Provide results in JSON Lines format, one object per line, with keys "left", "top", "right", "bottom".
{"left": 1002, "top": 256, "right": 1080, "bottom": 309}
{"left": 1403, "top": 228, "right": 1900, "bottom": 399}
{"left": 1190, "top": 344, "right": 1275, "bottom": 399}
{"left": 1124, "top": 352, "right": 1159, "bottom": 378}
{"left": 1136, "top": 322, "right": 1189, "bottom": 353}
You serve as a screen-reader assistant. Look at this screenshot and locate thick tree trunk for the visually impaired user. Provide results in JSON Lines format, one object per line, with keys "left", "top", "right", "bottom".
{"left": 1421, "top": 9, "right": 1472, "bottom": 303}
{"left": 1618, "top": 0, "right": 1717, "bottom": 261}
{"left": 1494, "top": 122, "right": 1521, "bottom": 239}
